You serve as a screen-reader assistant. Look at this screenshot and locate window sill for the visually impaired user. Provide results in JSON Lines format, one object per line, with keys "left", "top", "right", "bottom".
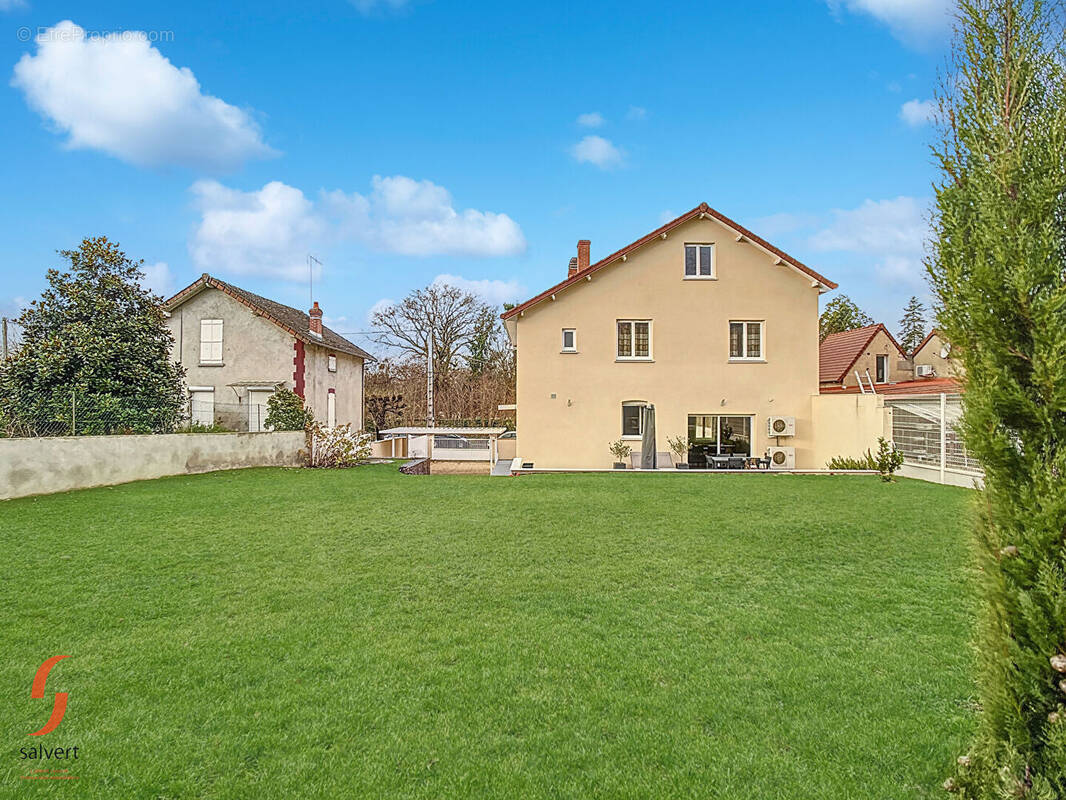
{"left": 615, "top": 358, "right": 654, "bottom": 363}
{"left": 560, "top": 350, "right": 579, "bottom": 355}
{"left": 198, "top": 362, "right": 224, "bottom": 367}
{"left": 621, "top": 435, "right": 642, "bottom": 441}
{"left": 728, "top": 358, "right": 766, "bottom": 364}
{"left": 682, "top": 275, "right": 717, "bottom": 281}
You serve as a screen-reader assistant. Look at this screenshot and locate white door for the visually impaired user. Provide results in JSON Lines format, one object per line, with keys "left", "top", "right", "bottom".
{"left": 247, "top": 390, "right": 273, "bottom": 432}
{"left": 409, "top": 435, "right": 428, "bottom": 458}
{"left": 327, "top": 392, "right": 336, "bottom": 428}
{"left": 189, "top": 390, "right": 214, "bottom": 426}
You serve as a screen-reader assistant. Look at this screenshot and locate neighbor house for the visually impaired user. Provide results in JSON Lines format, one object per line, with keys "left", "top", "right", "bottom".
{"left": 819, "top": 324, "right": 912, "bottom": 390}
{"left": 910, "top": 329, "right": 962, "bottom": 379}
{"left": 501, "top": 203, "right": 838, "bottom": 470}
{"left": 164, "top": 274, "right": 372, "bottom": 430}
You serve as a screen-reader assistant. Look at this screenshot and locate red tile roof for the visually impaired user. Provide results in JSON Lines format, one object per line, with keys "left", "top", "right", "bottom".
{"left": 818, "top": 323, "right": 906, "bottom": 384}
{"left": 165, "top": 274, "right": 373, "bottom": 361}
{"left": 820, "top": 377, "right": 962, "bottom": 396}
{"left": 501, "top": 203, "right": 836, "bottom": 321}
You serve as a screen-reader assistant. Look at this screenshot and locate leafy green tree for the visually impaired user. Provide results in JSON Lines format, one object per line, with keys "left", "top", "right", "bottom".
{"left": 929, "top": 2, "right": 1066, "bottom": 795}
{"left": 0, "top": 237, "right": 185, "bottom": 435}
{"left": 896, "top": 296, "right": 929, "bottom": 353}
{"left": 264, "top": 384, "right": 314, "bottom": 431}
{"left": 819, "top": 295, "right": 873, "bottom": 341}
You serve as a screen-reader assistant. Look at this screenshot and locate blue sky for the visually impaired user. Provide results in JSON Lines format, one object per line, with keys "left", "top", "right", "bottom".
{"left": 0, "top": 0, "right": 955, "bottom": 347}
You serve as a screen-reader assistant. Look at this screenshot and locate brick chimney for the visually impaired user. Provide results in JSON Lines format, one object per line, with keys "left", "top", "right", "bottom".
{"left": 577, "top": 240, "right": 590, "bottom": 272}
{"left": 568, "top": 257, "right": 579, "bottom": 278}
{"left": 309, "top": 302, "right": 323, "bottom": 337}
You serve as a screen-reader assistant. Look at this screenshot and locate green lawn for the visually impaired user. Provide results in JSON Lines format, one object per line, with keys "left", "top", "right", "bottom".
{"left": 1, "top": 466, "right": 978, "bottom": 799}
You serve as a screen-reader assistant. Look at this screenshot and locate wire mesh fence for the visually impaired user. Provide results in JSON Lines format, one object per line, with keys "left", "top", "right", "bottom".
{"left": 0, "top": 395, "right": 276, "bottom": 438}
{"left": 887, "top": 394, "right": 982, "bottom": 475}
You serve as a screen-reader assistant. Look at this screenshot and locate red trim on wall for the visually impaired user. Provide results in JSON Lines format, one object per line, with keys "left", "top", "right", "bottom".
{"left": 293, "top": 339, "right": 306, "bottom": 398}
{"left": 328, "top": 388, "right": 335, "bottom": 394}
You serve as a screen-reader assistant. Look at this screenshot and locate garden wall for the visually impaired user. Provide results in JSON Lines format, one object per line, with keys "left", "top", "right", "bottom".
{"left": 809, "top": 393, "right": 891, "bottom": 469}
{"left": 0, "top": 431, "right": 305, "bottom": 500}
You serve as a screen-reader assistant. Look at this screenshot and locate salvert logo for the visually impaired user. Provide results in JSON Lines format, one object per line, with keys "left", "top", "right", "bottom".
{"left": 19, "top": 656, "right": 80, "bottom": 781}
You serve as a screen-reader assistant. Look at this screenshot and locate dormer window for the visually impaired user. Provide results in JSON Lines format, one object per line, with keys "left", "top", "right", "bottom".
{"left": 684, "top": 244, "right": 715, "bottom": 279}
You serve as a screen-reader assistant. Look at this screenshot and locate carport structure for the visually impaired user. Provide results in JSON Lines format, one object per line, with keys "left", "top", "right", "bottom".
{"left": 377, "top": 427, "right": 508, "bottom": 466}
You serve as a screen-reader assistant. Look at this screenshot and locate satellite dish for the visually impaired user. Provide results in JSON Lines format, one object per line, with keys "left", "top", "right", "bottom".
{"left": 940, "top": 343, "right": 951, "bottom": 359}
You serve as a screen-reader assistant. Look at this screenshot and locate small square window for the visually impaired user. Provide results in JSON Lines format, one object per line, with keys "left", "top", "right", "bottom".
{"left": 684, "top": 244, "right": 715, "bottom": 278}
{"left": 561, "top": 329, "right": 577, "bottom": 352}
{"left": 328, "top": 354, "right": 337, "bottom": 372}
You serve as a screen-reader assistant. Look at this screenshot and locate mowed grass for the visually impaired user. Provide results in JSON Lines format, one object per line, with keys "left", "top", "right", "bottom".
{"left": 0, "top": 466, "right": 978, "bottom": 799}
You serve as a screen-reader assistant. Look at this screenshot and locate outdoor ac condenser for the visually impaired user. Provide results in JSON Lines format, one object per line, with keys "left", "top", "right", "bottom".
{"left": 766, "top": 416, "right": 796, "bottom": 437}
{"left": 767, "top": 446, "right": 796, "bottom": 470}
{"left": 915, "top": 364, "right": 936, "bottom": 377}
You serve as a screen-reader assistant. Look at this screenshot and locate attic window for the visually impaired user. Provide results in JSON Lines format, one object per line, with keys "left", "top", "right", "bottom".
{"left": 684, "top": 244, "right": 715, "bottom": 279}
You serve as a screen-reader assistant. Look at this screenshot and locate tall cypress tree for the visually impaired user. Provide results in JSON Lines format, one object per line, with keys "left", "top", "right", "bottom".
{"left": 897, "top": 295, "right": 929, "bottom": 353}
{"left": 929, "top": 1, "right": 1066, "bottom": 795}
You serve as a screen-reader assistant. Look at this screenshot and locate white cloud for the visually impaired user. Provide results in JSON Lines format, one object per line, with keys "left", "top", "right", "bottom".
{"left": 810, "top": 196, "right": 930, "bottom": 286}
{"left": 626, "top": 106, "right": 647, "bottom": 120}
{"left": 1, "top": 0, "right": 27, "bottom": 10}
{"left": 826, "top": 0, "right": 955, "bottom": 45}
{"left": 576, "top": 112, "right": 604, "bottom": 128}
{"left": 900, "top": 98, "right": 936, "bottom": 126}
{"left": 658, "top": 209, "right": 677, "bottom": 225}
{"left": 570, "top": 135, "right": 624, "bottom": 169}
{"left": 11, "top": 21, "right": 275, "bottom": 170}
{"left": 190, "top": 176, "right": 526, "bottom": 280}
{"left": 432, "top": 274, "right": 526, "bottom": 308}
{"left": 140, "top": 261, "right": 174, "bottom": 296}
{"left": 325, "top": 175, "right": 526, "bottom": 257}
{"left": 190, "top": 180, "right": 326, "bottom": 280}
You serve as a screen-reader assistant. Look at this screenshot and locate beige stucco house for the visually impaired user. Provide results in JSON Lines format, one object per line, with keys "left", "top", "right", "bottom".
{"left": 164, "top": 274, "right": 372, "bottom": 431}
{"left": 501, "top": 203, "right": 837, "bottom": 470}
{"left": 819, "top": 324, "right": 912, "bottom": 390}
{"left": 910, "top": 329, "right": 962, "bottom": 379}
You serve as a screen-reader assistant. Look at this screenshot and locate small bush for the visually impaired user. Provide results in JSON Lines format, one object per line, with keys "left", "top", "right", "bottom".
{"left": 875, "top": 437, "right": 904, "bottom": 482}
{"left": 175, "top": 421, "right": 228, "bottom": 434}
{"left": 667, "top": 435, "right": 688, "bottom": 463}
{"left": 609, "top": 439, "right": 632, "bottom": 463}
{"left": 826, "top": 451, "right": 877, "bottom": 470}
{"left": 265, "top": 385, "right": 314, "bottom": 431}
{"left": 305, "top": 422, "right": 373, "bottom": 468}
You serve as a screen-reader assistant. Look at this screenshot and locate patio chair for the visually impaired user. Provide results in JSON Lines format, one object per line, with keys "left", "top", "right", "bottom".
{"left": 727, "top": 456, "right": 746, "bottom": 470}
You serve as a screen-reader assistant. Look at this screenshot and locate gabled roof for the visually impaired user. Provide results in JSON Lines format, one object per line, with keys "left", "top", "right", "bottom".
{"left": 910, "top": 328, "right": 941, "bottom": 358}
{"left": 820, "top": 377, "right": 961, "bottom": 396}
{"left": 819, "top": 323, "right": 906, "bottom": 384}
{"left": 501, "top": 202, "right": 837, "bottom": 321}
{"left": 165, "top": 274, "right": 374, "bottom": 361}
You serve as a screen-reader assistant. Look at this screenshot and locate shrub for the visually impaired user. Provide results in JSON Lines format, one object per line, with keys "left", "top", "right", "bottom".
{"left": 874, "top": 437, "right": 904, "bottom": 483}
{"left": 667, "top": 435, "right": 688, "bottom": 463}
{"left": 826, "top": 451, "right": 877, "bottom": 470}
{"left": 305, "top": 422, "right": 373, "bottom": 468}
{"left": 265, "top": 385, "right": 314, "bottom": 431}
{"left": 609, "top": 439, "right": 632, "bottom": 463}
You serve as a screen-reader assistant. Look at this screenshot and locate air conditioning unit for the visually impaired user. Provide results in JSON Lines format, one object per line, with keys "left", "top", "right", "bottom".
{"left": 915, "top": 364, "right": 936, "bottom": 378}
{"left": 766, "top": 416, "right": 796, "bottom": 437}
{"left": 767, "top": 446, "right": 796, "bottom": 470}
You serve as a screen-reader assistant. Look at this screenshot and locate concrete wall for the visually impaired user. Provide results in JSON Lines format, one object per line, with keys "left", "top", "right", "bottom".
{"left": 167, "top": 286, "right": 364, "bottom": 429}
{"left": 0, "top": 431, "right": 304, "bottom": 500}
{"left": 511, "top": 215, "right": 824, "bottom": 469}
{"left": 809, "top": 393, "right": 891, "bottom": 468}
{"left": 899, "top": 462, "right": 983, "bottom": 489}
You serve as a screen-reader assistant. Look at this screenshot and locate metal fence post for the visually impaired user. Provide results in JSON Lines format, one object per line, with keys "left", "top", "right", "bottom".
{"left": 939, "top": 393, "right": 947, "bottom": 485}
{"left": 71, "top": 391, "right": 76, "bottom": 437}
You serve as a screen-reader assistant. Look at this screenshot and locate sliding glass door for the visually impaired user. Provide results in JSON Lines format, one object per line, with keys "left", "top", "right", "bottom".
{"left": 687, "top": 415, "right": 753, "bottom": 457}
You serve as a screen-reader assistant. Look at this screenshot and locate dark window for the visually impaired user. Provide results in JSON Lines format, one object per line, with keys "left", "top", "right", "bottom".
{"left": 622, "top": 404, "right": 644, "bottom": 437}
{"left": 684, "top": 246, "right": 697, "bottom": 276}
{"left": 699, "top": 246, "right": 713, "bottom": 275}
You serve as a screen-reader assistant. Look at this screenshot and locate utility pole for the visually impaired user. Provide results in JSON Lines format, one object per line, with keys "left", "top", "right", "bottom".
{"left": 427, "top": 332, "right": 435, "bottom": 428}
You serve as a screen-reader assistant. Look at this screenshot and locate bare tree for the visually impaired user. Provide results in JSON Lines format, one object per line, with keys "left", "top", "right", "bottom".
{"left": 370, "top": 283, "right": 494, "bottom": 385}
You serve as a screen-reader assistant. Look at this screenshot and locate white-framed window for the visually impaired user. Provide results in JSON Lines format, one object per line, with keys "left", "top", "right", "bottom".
{"left": 617, "top": 320, "right": 652, "bottom": 360}
{"left": 199, "top": 319, "right": 223, "bottom": 364}
{"left": 684, "top": 243, "right": 715, "bottom": 278}
{"left": 328, "top": 354, "right": 337, "bottom": 372}
{"left": 687, "top": 414, "right": 754, "bottom": 457}
{"left": 621, "top": 401, "right": 648, "bottom": 439}
{"left": 561, "top": 328, "right": 577, "bottom": 353}
{"left": 876, "top": 354, "right": 888, "bottom": 383}
{"left": 729, "top": 321, "right": 763, "bottom": 360}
